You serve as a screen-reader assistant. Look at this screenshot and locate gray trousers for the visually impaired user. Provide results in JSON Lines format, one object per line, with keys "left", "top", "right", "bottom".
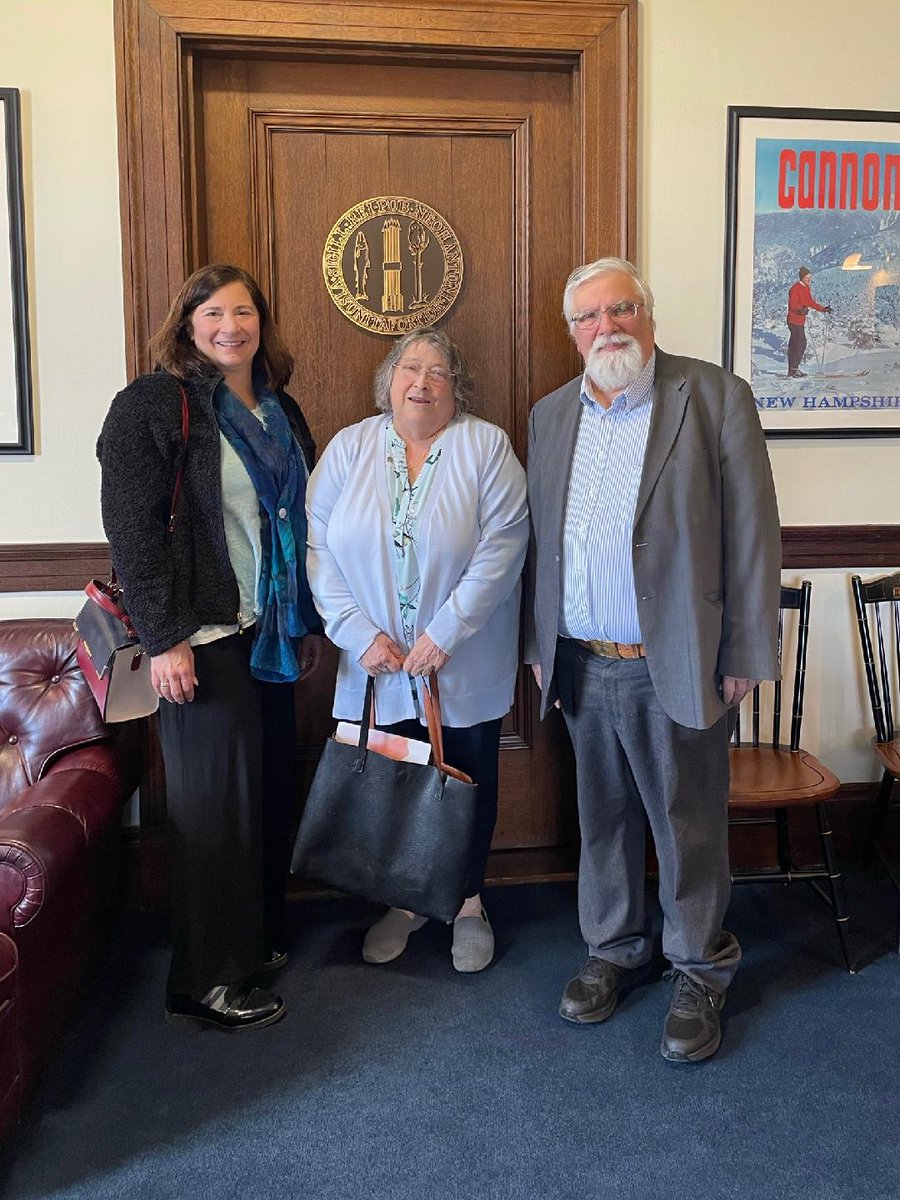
{"left": 554, "top": 638, "right": 740, "bottom": 993}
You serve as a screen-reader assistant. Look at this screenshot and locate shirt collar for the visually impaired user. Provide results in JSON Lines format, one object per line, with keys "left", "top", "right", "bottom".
{"left": 579, "top": 350, "right": 656, "bottom": 412}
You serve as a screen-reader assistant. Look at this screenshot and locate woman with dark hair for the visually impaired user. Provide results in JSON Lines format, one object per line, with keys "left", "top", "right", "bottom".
{"left": 306, "top": 326, "right": 527, "bottom": 972}
{"left": 98, "top": 263, "right": 324, "bottom": 1030}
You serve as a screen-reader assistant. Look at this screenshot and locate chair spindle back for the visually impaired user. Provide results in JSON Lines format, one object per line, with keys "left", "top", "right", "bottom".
{"left": 851, "top": 570, "right": 900, "bottom": 745}
{"left": 732, "top": 581, "right": 810, "bottom": 752}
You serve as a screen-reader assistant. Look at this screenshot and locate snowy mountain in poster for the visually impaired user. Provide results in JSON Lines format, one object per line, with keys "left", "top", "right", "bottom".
{"left": 749, "top": 137, "right": 900, "bottom": 401}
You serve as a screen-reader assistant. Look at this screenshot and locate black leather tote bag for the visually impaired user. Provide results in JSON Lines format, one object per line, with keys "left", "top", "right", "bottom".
{"left": 290, "top": 674, "right": 478, "bottom": 922}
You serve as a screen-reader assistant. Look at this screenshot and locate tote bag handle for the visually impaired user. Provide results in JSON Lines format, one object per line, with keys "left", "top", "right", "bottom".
{"left": 352, "top": 673, "right": 471, "bottom": 783}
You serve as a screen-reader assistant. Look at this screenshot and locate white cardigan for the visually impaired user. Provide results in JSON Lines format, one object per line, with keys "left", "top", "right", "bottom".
{"left": 306, "top": 413, "right": 529, "bottom": 726}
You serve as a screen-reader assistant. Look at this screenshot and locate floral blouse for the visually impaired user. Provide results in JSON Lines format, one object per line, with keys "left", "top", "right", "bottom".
{"left": 386, "top": 420, "right": 444, "bottom": 709}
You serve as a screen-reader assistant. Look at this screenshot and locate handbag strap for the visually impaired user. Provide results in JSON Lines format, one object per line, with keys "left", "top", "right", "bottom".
{"left": 85, "top": 578, "right": 128, "bottom": 619}
{"left": 84, "top": 577, "right": 139, "bottom": 639}
{"left": 422, "top": 675, "right": 473, "bottom": 784}
{"left": 352, "top": 673, "right": 467, "bottom": 780}
{"left": 422, "top": 674, "right": 446, "bottom": 765}
{"left": 166, "top": 384, "right": 191, "bottom": 534}
{"left": 353, "top": 676, "right": 382, "bottom": 773}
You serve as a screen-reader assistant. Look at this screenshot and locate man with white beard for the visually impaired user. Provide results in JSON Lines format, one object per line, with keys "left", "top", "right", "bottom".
{"left": 525, "top": 257, "right": 781, "bottom": 1063}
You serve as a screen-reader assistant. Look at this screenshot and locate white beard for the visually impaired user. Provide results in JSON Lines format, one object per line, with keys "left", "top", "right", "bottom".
{"left": 586, "top": 334, "right": 645, "bottom": 395}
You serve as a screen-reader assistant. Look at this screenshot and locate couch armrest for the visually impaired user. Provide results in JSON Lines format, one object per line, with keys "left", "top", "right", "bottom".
{"left": 0, "top": 773, "right": 111, "bottom": 933}
{"left": 43, "top": 727, "right": 141, "bottom": 791}
{"left": 0, "top": 931, "right": 21, "bottom": 1139}
{"left": 4, "top": 760, "right": 125, "bottom": 848}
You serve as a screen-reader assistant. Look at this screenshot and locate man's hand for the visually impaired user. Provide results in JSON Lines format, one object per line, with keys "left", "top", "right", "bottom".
{"left": 403, "top": 633, "right": 449, "bottom": 678}
{"left": 359, "top": 632, "right": 406, "bottom": 676}
{"left": 721, "top": 676, "right": 759, "bottom": 706}
{"left": 151, "top": 640, "right": 197, "bottom": 704}
{"left": 297, "top": 633, "right": 325, "bottom": 680}
{"left": 531, "top": 661, "right": 561, "bottom": 709}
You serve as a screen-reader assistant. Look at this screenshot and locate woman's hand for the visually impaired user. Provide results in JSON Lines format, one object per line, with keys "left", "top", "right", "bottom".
{"left": 403, "top": 634, "right": 449, "bottom": 678}
{"left": 298, "top": 634, "right": 325, "bottom": 680}
{"left": 359, "top": 632, "right": 406, "bottom": 676}
{"left": 151, "top": 641, "right": 197, "bottom": 704}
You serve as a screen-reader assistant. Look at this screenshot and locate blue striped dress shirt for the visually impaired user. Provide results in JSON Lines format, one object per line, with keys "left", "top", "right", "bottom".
{"left": 558, "top": 352, "right": 656, "bottom": 643}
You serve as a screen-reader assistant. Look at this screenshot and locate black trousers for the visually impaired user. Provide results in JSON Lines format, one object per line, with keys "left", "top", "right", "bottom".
{"left": 787, "top": 323, "right": 807, "bottom": 373}
{"left": 377, "top": 716, "right": 503, "bottom": 899}
{"left": 157, "top": 633, "right": 297, "bottom": 998}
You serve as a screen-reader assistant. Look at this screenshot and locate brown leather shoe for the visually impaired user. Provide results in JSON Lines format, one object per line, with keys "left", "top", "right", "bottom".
{"left": 559, "top": 957, "right": 650, "bottom": 1024}
{"left": 166, "top": 983, "right": 286, "bottom": 1031}
{"left": 660, "top": 969, "right": 725, "bottom": 1062}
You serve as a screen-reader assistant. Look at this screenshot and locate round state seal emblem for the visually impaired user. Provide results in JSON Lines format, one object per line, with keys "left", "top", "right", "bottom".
{"left": 322, "top": 197, "right": 464, "bottom": 335}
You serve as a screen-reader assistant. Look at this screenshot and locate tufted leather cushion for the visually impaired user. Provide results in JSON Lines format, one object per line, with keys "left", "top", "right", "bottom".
{"left": 0, "top": 620, "right": 108, "bottom": 807}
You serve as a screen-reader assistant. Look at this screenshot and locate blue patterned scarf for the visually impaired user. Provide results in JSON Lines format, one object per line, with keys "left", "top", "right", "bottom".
{"left": 214, "top": 385, "right": 316, "bottom": 682}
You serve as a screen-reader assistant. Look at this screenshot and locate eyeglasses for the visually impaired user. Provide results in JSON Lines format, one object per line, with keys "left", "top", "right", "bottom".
{"left": 394, "top": 361, "right": 455, "bottom": 385}
{"left": 569, "top": 301, "right": 645, "bottom": 330}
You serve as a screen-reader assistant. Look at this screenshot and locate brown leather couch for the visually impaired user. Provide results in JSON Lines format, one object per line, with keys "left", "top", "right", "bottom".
{"left": 0, "top": 618, "right": 140, "bottom": 1138}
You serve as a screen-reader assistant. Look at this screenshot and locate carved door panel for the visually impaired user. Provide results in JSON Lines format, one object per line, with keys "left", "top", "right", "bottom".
{"left": 196, "top": 53, "right": 577, "bottom": 861}
{"left": 116, "top": 1, "right": 635, "bottom": 881}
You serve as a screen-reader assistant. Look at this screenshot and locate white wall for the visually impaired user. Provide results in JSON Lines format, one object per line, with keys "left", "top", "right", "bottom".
{"left": 0, "top": 0, "right": 123, "bottom": 547}
{"left": 642, "top": 0, "right": 900, "bottom": 524}
{"left": 639, "top": 0, "right": 900, "bottom": 780}
{"left": 1, "top": 0, "right": 897, "bottom": 777}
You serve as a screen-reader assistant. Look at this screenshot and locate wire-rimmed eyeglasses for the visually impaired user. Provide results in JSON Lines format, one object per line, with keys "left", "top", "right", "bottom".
{"left": 393, "top": 361, "right": 456, "bottom": 384}
{"left": 569, "top": 301, "right": 645, "bottom": 330}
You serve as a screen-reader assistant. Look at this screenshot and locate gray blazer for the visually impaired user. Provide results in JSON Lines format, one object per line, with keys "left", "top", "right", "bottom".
{"left": 524, "top": 348, "right": 782, "bottom": 730}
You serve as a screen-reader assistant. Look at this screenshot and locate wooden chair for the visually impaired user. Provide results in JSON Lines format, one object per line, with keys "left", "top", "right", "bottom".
{"left": 851, "top": 570, "right": 900, "bottom": 951}
{"left": 728, "top": 581, "right": 853, "bottom": 972}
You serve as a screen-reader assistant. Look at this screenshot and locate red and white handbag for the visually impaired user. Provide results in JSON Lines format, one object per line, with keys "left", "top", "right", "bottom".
{"left": 75, "top": 579, "right": 158, "bottom": 722}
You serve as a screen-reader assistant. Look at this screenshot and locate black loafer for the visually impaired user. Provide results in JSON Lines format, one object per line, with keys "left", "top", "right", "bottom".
{"left": 660, "top": 969, "right": 725, "bottom": 1062}
{"left": 166, "top": 983, "right": 286, "bottom": 1031}
{"left": 258, "top": 949, "right": 288, "bottom": 974}
{"left": 559, "top": 957, "right": 650, "bottom": 1024}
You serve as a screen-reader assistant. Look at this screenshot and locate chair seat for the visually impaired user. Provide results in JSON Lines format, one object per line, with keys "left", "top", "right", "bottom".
{"left": 729, "top": 746, "right": 841, "bottom": 807}
{"left": 874, "top": 739, "right": 900, "bottom": 778}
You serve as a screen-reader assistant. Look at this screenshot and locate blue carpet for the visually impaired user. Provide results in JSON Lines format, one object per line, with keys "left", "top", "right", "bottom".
{"left": 2, "top": 871, "right": 898, "bottom": 1200}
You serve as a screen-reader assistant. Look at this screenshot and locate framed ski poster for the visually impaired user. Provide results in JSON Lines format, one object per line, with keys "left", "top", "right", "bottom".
{"left": 723, "top": 106, "right": 900, "bottom": 437}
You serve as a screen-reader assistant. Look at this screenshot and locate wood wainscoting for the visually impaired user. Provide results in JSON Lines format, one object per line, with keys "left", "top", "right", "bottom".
{"left": 3, "top": 524, "right": 898, "bottom": 593}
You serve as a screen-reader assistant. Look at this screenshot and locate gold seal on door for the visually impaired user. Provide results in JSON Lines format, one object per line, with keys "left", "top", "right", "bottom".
{"left": 322, "top": 197, "right": 464, "bottom": 335}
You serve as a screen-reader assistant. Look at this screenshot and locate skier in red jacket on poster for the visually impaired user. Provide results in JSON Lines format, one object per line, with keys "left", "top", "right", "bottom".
{"left": 786, "top": 266, "right": 832, "bottom": 377}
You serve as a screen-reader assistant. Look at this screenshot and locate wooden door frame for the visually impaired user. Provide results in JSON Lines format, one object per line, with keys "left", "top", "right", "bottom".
{"left": 114, "top": 0, "right": 637, "bottom": 377}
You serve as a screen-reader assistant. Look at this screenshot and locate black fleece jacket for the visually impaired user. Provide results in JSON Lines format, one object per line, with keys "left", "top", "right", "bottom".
{"left": 97, "top": 369, "right": 322, "bottom": 657}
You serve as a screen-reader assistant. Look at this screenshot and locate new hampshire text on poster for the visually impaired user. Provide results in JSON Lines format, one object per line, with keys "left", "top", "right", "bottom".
{"left": 749, "top": 136, "right": 900, "bottom": 423}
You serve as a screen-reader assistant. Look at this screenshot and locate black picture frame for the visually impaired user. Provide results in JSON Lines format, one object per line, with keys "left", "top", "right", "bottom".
{"left": 723, "top": 105, "right": 900, "bottom": 438}
{"left": 0, "top": 87, "right": 33, "bottom": 455}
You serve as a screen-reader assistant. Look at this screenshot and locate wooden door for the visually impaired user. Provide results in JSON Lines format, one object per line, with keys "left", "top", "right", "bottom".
{"left": 116, "top": 0, "right": 636, "bottom": 882}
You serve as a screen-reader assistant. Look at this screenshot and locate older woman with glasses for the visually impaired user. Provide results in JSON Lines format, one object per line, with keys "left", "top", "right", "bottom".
{"left": 306, "top": 326, "right": 528, "bottom": 972}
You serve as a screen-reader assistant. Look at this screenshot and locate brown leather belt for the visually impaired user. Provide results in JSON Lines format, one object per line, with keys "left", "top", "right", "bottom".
{"left": 573, "top": 638, "right": 645, "bottom": 660}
